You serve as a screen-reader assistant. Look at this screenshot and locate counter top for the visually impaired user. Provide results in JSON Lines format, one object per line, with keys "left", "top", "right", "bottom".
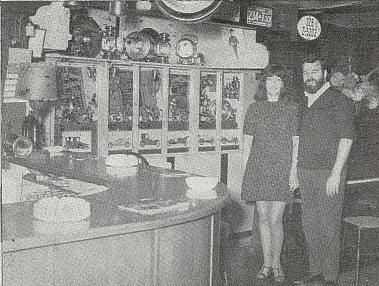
{"left": 2, "top": 153, "right": 230, "bottom": 253}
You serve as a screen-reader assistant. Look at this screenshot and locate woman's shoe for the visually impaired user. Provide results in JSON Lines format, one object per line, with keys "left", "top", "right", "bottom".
{"left": 272, "top": 267, "right": 285, "bottom": 283}
{"left": 256, "top": 265, "right": 271, "bottom": 280}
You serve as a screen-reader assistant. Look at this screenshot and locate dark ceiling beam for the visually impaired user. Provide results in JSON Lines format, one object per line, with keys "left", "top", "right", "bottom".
{"left": 0, "top": 1, "right": 51, "bottom": 15}
{"left": 250, "top": 0, "right": 377, "bottom": 11}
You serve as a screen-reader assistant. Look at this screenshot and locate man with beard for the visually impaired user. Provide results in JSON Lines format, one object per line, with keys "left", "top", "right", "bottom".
{"left": 293, "top": 54, "right": 356, "bottom": 286}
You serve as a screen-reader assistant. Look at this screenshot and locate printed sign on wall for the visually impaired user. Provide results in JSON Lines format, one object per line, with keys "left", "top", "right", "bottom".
{"left": 297, "top": 15, "right": 321, "bottom": 40}
{"left": 246, "top": 6, "right": 273, "bottom": 28}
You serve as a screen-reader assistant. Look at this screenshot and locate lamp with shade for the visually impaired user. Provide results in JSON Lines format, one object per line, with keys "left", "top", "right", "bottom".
{"left": 15, "top": 62, "right": 57, "bottom": 150}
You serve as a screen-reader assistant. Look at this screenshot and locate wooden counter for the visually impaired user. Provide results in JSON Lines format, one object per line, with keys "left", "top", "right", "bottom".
{"left": 2, "top": 153, "right": 230, "bottom": 286}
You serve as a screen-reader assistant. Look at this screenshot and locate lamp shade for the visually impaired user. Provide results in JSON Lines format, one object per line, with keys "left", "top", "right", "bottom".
{"left": 15, "top": 63, "right": 57, "bottom": 101}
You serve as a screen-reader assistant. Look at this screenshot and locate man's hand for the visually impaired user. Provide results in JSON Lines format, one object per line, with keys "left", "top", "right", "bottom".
{"left": 326, "top": 171, "right": 341, "bottom": 197}
{"left": 289, "top": 166, "right": 299, "bottom": 192}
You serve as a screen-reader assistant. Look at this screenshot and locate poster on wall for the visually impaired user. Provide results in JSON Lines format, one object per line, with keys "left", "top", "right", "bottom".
{"left": 219, "top": 27, "right": 265, "bottom": 68}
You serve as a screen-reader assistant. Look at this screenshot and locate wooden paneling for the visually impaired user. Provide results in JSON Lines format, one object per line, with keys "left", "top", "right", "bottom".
{"left": 3, "top": 246, "right": 53, "bottom": 286}
{"left": 3, "top": 214, "right": 221, "bottom": 286}
{"left": 52, "top": 238, "right": 109, "bottom": 286}
{"left": 107, "top": 231, "right": 154, "bottom": 286}
{"left": 157, "top": 216, "right": 213, "bottom": 286}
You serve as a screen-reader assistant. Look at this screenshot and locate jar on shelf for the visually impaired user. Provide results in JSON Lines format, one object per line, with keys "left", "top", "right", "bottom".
{"left": 156, "top": 33, "right": 171, "bottom": 64}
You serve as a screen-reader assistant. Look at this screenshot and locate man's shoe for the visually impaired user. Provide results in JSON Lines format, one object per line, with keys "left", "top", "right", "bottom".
{"left": 293, "top": 273, "right": 324, "bottom": 285}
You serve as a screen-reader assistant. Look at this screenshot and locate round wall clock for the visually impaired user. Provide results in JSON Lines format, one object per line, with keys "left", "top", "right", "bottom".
{"left": 156, "top": 0, "right": 222, "bottom": 23}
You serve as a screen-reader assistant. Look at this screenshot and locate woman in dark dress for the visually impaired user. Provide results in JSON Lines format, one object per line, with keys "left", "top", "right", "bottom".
{"left": 242, "top": 65, "right": 299, "bottom": 283}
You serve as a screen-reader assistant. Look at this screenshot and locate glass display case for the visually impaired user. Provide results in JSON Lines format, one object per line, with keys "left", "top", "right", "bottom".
{"left": 167, "top": 71, "right": 191, "bottom": 153}
{"left": 138, "top": 68, "right": 163, "bottom": 154}
{"left": 198, "top": 72, "right": 218, "bottom": 151}
{"left": 54, "top": 65, "right": 97, "bottom": 155}
{"left": 199, "top": 72, "right": 217, "bottom": 130}
{"left": 46, "top": 55, "right": 250, "bottom": 156}
{"left": 108, "top": 67, "right": 133, "bottom": 151}
{"left": 221, "top": 72, "right": 243, "bottom": 150}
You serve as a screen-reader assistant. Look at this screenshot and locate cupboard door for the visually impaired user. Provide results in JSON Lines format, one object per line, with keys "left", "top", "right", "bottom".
{"left": 221, "top": 72, "right": 243, "bottom": 151}
{"left": 198, "top": 71, "right": 218, "bottom": 151}
{"left": 167, "top": 70, "right": 191, "bottom": 153}
{"left": 52, "top": 239, "right": 109, "bottom": 286}
{"left": 54, "top": 64, "right": 99, "bottom": 155}
{"left": 157, "top": 216, "right": 213, "bottom": 286}
{"left": 138, "top": 67, "right": 163, "bottom": 154}
{"left": 107, "top": 231, "right": 155, "bottom": 286}
{"left": 108, "top": 67, "right": 134, "bottom": 152}
{"left": 3, "top": 246, "right": 53, "bottom": 286}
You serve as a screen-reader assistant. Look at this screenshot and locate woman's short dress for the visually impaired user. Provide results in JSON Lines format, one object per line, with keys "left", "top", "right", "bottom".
{"left": 241, "top": 101, "right": 299, "bottom": 203}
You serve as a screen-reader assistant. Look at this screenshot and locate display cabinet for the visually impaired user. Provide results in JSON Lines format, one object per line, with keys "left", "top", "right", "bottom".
{"left": 46, "top": 54, "right": 253, "bottom": 158}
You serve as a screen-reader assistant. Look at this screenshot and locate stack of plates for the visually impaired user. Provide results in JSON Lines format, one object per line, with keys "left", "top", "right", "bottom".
{"left": 33, "top": 197, "right": 91, "bottom": 235}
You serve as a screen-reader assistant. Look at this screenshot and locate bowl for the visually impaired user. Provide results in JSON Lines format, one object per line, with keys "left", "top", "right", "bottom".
{"left": 185, "top": 176, "right": 219, "bottom": 192}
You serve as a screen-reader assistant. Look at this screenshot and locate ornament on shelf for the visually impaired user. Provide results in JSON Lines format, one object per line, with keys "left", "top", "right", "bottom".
{"left": 156, "top": 33, "right": 171, "bottom": 63}
{"left": 176, "top": 35, "right": 198, "bottom": 65}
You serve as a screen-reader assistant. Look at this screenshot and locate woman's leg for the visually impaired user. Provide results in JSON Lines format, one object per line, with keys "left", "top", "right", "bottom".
{"left": 269, "top": 201, "right": 286, "bottom": 269}
{"left": 256, "top": 201, "right": 272, "bottom": 274}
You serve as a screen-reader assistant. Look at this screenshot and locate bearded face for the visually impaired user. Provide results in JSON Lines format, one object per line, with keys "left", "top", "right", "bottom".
{"left": 303, "top": 61, "right": 326, "bottom": 94}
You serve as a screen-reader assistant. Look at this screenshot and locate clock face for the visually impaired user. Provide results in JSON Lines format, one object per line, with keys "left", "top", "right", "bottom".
{"left": 176, "top": 39, "right": 196, "bottom": 58}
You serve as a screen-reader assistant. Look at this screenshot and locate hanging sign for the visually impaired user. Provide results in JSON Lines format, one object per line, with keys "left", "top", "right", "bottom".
{"left": 247, "top": 6, "right": 273, "bottom": 27}
{"left": 297, "top": 15, "right": 321, "bottom": 40}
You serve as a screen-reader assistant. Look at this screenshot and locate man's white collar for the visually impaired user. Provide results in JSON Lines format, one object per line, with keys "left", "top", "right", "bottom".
{"left": 305, "top": 82, "right": 330, "bottom": 107}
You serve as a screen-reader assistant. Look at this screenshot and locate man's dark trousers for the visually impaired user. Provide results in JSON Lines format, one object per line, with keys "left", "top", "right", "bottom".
{"left": 299, "top": 168, "right": 346, "bottom": 282}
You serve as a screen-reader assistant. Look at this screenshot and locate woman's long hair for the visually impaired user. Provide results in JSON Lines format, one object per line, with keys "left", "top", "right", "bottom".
{"left": 255, "top": 64, "right": 289, "bottom": 102}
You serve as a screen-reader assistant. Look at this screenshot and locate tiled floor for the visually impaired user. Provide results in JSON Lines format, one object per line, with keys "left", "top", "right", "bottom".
{"left": 221, "top": 233, "right": 379, "bottom": 286}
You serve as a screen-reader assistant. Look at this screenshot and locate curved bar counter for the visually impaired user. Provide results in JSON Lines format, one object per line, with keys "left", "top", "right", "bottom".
{"left": 2, "top": 153, "right": 230, "bottom": 286}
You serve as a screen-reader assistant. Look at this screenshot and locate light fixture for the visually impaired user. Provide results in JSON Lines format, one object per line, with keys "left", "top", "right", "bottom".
{"left": 25, "top": 22, "right": 35, "bottom": 37}
{"left": 136, "top": 0, "right": 152, "bottom": 11}
{"left": 15, "top": 63, "right": 57, "bottom": 149}
{"left": 155, "top": 33, "right": 171, "bottom": 63}
{"left": 109, "top": 1, "right": 128, "bottom": 16}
